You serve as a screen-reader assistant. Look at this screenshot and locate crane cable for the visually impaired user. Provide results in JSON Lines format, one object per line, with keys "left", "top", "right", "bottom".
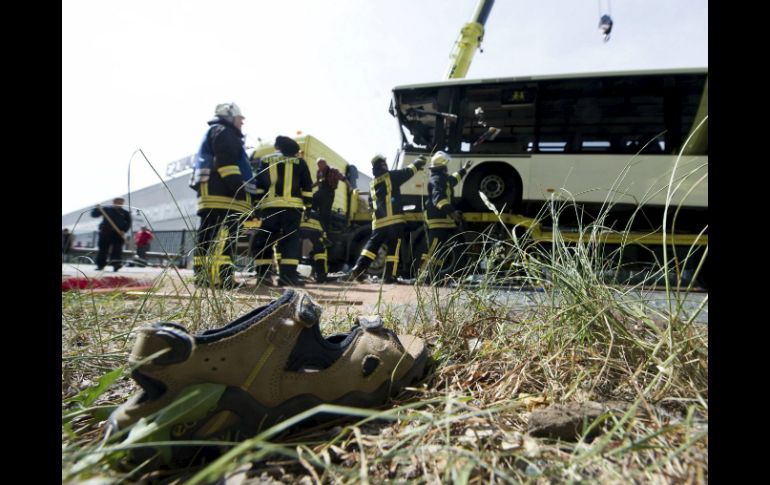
{"left": 597, "top": 0, "right": 611, "bottom": 17}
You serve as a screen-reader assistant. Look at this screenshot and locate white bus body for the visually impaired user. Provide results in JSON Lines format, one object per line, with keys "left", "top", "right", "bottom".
{"left": 390, "top": 68, "right": 708, "bottom": 229}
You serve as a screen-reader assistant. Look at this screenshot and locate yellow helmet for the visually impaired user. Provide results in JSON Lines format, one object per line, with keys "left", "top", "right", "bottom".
{"left": 430, "top": 151, "right": 450, "bottom": 169}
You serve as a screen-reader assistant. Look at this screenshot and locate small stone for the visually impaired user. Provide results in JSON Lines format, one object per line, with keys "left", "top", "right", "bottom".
{"left": 527, "top": 401, "right": 607, "bottom": 441}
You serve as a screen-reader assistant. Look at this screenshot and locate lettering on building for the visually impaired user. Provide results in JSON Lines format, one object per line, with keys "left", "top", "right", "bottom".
{"left": 166, "top": 154, "right": 196, "bottom": 177}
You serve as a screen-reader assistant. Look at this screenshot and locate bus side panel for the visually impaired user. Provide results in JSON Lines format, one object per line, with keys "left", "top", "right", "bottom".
{"left": 527, "top": 154, "right": 707, "bottom": 208}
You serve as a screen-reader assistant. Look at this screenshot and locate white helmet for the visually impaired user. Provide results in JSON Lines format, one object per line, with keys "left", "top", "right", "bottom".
{"left": 430, "top": 151, "right": 451, "bottom": 169}
{"left": 370, "top": 154, "right": 387, "bottom": 166}
{"left": 214, "top": 102, "right": 244, "bottom": 121}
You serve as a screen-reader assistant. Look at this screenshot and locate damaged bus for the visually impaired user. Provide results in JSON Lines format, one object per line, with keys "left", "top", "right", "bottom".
{"left": 389, "top": 68, "right": 708, "bottom": 233}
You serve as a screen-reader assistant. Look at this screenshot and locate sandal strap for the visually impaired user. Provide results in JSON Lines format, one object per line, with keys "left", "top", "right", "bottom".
{"left": 294, "top": 292, "right": 322, "bottom": 327}
{"left": 355, "top": 315, "right": 383, "bottom": 330}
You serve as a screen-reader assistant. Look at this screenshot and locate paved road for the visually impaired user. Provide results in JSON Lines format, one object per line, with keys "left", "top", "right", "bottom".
{"left": 486, "top": 287, "right": 707, "bottom": 324}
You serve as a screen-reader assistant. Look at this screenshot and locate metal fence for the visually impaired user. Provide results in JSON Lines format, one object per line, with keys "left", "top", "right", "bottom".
{"left": 145, "top": 230, "right": 197, "bottom": 258}
{"left": 72, "top": 230, "right": 196, "bottom": 266}
{"left": 70, "top": 230, "right": 258, "bottom": 269}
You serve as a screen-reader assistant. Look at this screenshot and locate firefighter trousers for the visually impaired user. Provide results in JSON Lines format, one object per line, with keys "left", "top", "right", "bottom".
{"left": 96, "top": 229, "right": 125, "bottom": 270}
{"left": 418, "top": 227, "right": 459, "bottom": 279}
{"left": 354, "top": 223, "right": 404, "bottom": 281}
{"left": 250, "top": 208, "right": 302, "bottom": 278}
{"left": 194, "top": 209, "right": 241, "bottom": 287}
{"left": 300, "top": 226, "right": 328, "bottom": 282}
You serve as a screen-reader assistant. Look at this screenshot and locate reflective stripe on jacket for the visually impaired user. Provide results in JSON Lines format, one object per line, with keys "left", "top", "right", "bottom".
{"left": 193, "top": 120, "right": 254, "bottom": 215}
{"left": 425, "top": 169, "right": 466, "bottom": 229}
{"left": 369, "top": 162, "right": 422, "bottom": 230}
{"left": 253, "top": 153, "right": 313, "bottom": 210}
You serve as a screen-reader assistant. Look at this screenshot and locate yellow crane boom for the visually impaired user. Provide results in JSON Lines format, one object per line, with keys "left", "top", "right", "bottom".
{"left": 444, "top": 0, "right": 495, "bottom": 79}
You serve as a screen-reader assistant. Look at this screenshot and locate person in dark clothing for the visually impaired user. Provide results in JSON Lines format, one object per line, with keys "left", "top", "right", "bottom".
{"left": 90, "top": 197, "right": 132, "bottom": 271}
{"left": 190, "top": 102, "right": 256, "bottom": 289}
{"left": 341, "top": 154, "right": 427, "bottom": 283}
{"left": 299, "top": 209, "right": 329, "bottom": 283}
{"left": 313, "top": 157, "right": 349, "bottom": 234}
{"left": 62, "top": 228, "right": 74, "bottom": 262}
{"left": 250, "top": 135, "right": 313, "bottom": 286}
{"left": 419, "top": 151, "right": 472, "bottom": 281}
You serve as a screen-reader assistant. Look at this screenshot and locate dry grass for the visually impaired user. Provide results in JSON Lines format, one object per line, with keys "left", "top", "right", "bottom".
{"left": 62, "top": 219, "right": 707, "bottom": 484}
{"left": 63, "top": 144, "right": 708, "bottom": 481}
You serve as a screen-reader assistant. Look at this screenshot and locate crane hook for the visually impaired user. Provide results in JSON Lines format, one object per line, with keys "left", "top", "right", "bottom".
{"left": 599, "top": 14, "right": 613, "bottom": 42}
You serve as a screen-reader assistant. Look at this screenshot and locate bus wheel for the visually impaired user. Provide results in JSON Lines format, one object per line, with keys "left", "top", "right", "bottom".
{"left": 464, "top": 163, "right": 520, "bottom": 212}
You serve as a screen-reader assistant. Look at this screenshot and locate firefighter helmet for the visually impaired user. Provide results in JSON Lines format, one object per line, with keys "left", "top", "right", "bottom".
{"left": 214, "top": 102, "right": 244, "bottom": 120}
{"left": 370, "top": 154, "right": 387, "bottom": 166}
{"left": 275, "top": 136, "right": 300, "bottom": 156}
{"left": 430, "top": 151, "right": 451, "bottom": 169}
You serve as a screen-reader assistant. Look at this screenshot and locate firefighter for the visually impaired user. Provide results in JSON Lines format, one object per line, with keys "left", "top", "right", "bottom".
{"left": 250, "top": 135, "right": 313, "bottom": 286}
{"left": 341, "top": 154, "right": 427, "bottom": 283}
{"left": 299, "top": 208, "right": 329, "bottom": 283}
{"left": 189, "top": 102, "right": 256, "bottom": 289}
{"left": 419, "top": 152, "right": 472, "bottom": 281}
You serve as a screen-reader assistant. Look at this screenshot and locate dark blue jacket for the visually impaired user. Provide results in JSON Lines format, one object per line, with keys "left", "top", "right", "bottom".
{"left": 91, "top": 205, "right": 131, "bottom": 234}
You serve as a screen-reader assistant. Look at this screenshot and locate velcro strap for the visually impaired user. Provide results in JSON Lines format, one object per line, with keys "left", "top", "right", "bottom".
{"left": 131, "top": 322, "right": 194, "bottom": 366}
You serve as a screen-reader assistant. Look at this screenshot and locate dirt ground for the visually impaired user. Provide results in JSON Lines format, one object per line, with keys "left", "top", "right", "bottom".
{"left": 62, "top": 262, "right": 709, "bottom": 327}
{"left": 61, "top": 263, "right": 449, "bottom": 315}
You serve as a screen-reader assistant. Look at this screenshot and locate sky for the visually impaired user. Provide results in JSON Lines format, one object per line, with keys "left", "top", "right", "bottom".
{"left": 62, "top": 0, "right": 708, "bottom": 215}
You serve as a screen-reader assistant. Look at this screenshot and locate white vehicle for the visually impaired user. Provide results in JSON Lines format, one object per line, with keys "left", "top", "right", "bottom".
{"left": 390, "top": 68, "right": 708, "bottom": 233}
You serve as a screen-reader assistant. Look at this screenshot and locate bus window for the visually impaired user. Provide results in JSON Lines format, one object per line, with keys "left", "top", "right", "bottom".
{"left": 538, "top": 76, "right": 668, "bottom": 154}
{"left": 461, "top": 83, "right": 536, "bottom": 154}
{"left": 538, "top": 141, "right": 568, "bottom": 152}
{"left": 675, "top": 76, "right": 708, "bottom": 155}
{"left": 397, "top": 92, "right": 439, "bottom": 150}
{"left": 581, "top": 140, "right": 611, "bottom": 152}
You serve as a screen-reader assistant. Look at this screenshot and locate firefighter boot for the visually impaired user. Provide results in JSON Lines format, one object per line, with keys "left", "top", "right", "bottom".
{"left": 313, "top": 259, "right": 328, "bottom": 283}
{"left": 339, "top": 262, "right": 369, "bottom": 282}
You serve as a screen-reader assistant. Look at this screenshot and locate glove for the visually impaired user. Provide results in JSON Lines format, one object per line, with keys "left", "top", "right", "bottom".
{"left": 462, "top": 160, "right": 473, "bottom": 171}
{"left": 413, "top": 156, "right": 428, "bottom": 169}
{"left": 450, "top": 210, "right": 463, "bottom": 224}
{"left": 321, "top": 234, "right": 333, "bottom": 248}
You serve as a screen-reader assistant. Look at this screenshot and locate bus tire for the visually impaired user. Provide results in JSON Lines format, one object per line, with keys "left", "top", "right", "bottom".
{"left": 463, "top": 163, "right": 521, "bottom": 213}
